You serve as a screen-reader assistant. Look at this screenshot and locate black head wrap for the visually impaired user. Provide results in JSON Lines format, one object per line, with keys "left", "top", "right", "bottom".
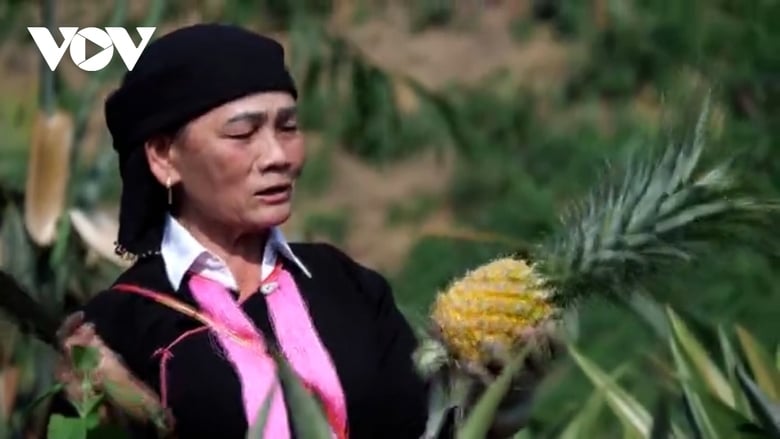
{"left": 104, "top": 23, "right": 297, "bottom": 259}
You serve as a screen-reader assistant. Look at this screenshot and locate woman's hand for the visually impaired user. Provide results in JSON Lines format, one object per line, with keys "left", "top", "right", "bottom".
{"left": 55, "top": 312, "right": 95, "bottom": 406}
{"left": 483, "top": 352, "right": 552, "bottom": 439}
{"left": 468, "top": 332, "right": 566, "bottom": 439}
{"left": 55, "top": 311, "right": 175, "bottom": 435}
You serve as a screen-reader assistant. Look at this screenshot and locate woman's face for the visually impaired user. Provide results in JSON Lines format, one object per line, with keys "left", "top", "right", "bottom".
{"left": 147, "top": 91, "right": 305, "bottom": 233}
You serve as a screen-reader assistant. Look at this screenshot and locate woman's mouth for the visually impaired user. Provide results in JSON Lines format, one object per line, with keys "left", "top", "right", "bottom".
{"left": 254, "top": 184, "right": 292, "bottom": 204}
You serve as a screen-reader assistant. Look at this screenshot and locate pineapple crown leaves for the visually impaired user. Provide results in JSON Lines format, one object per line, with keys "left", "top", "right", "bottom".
{"left": 533, "top": 96, "right": 779, "bottom": 307}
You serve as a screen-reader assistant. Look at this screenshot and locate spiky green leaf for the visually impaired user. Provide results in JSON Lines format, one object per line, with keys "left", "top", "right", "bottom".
{"left": 47, "top": 415, "right": 87, "bottom": 439}
{"left": 668, "top": 325, "right": 756, "bottom": 439}
{"left": 420, "top": 373, "right": 453, "bottom": 439}
{"left": 667, "top": 308, "right": 734, "bottom": 408}
{"left": 274, "top": 354, "right": 333, "bottom": 439}
{"left": 735, "top": 326, "right": 780, "bottom": 401}
{"left": 719, "top": 326, "right": 752, "bottom": 416}
{"left": 650, "top": 396, "right": 672, "bottom": 439}
{"left": 536, "top": 98, "right": 779, "bottom": 307}
{"left": 246, "top": 386, "right": 277, "bottom": 439}
{"left": 457, "top": 347, "right": 530, "bottom": 439}
{"left": 570, "top": 346, "right": 652, "bottom": 437}
{"left": 622, "top": 291, "right": 670, "bottom": 339}
{"left": 737, "top": 365, "right": 780, "bottom": 437}
{"left": 559, "top": 381, "right": 609, "bottom": 439}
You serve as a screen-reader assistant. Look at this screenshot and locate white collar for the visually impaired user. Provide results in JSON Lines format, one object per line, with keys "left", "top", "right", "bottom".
{"left": 160, "top": 214, "right": 311, "bottom": 291}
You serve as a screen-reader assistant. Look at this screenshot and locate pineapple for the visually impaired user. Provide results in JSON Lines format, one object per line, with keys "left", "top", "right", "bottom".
{"left": 430, "top": 257, "right": 555, "bottom": 368}
{"left": 414, "top": 97, "right": 779, "bottom": 435}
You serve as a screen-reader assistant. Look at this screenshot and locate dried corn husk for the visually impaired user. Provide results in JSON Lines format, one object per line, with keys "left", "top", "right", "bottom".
{"left": 69, "top": 208, "right": 131, "bottom": 268}
{"left": 24, "top": 110, "right": 74, "bottom": 246}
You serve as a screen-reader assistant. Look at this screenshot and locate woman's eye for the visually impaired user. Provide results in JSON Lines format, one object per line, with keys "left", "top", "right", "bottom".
{"left": 226, "top": 130, "right": 255, "bottom": 139}
{"left": 279, "top": 122, "right": 298, "bottom": 132}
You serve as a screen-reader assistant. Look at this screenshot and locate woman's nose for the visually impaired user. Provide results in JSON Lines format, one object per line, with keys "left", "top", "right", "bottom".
{"left": 255, "top": 130, "right": 290, "bottom": 171}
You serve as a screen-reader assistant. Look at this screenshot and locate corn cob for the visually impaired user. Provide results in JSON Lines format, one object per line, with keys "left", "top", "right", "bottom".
{"left": 23, "top": 110, "right": 74, "bottom": 246}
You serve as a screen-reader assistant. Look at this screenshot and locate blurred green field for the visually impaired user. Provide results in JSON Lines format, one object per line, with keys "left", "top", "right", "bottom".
{"left": 0, "top": 0, "right": 778, "bottom": 437}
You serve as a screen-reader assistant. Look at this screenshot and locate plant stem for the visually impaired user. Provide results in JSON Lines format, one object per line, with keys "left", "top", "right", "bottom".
{"left": 39, "top": 0, "right": 56, "bottom": 115}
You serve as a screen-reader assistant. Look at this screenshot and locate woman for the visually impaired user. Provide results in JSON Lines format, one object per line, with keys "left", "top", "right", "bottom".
{"left": 52, "top": 23, "right": 538, "bottom": 439}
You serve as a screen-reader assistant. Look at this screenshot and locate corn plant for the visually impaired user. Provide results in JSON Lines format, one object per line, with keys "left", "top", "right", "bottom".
{"left": 0, "top": 0, "right": 165, "bottom": 437}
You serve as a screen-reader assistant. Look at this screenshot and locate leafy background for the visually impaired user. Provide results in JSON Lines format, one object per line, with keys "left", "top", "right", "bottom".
{"left": 0, "top": 0, "right": 777, "bottom": 437}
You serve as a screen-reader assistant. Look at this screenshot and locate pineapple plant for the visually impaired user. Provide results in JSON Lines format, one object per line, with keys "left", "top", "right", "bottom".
{"left": 413, "top": 96, "right": 779, "bottom": 436}
{"left": 570, "top": 298, "right": 780, "bottom": 438}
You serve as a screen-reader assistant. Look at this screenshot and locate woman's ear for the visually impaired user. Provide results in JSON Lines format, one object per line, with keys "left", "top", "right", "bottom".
{"left": 144, "top": 135, "right": 180, "bottom": 186}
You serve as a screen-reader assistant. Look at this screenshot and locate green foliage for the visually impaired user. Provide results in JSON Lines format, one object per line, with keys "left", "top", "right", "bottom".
{"left": 0, "top": 0, "right": 36, "bottom": 42}
{"left": 570, "top": 300, "right": 780, "bottom": 439}
{"left": 0, "top": 1, "right": 168, "bottom": 437}
{"left": 390, "top": 3, "right": 780, "bottom": 434}
{"left": 561, "top": 0, "right": 780, "bottom": 109}
{"left": 274, "top": 339, "right": 536, "bottom": 439}
{"left": 412, "top": 89, "right": 778, "bottom": 437}
{"left": 20, "top": 345, "right": 130, "bottom": 439}
{"left": 296, "top": 145, "right": 333, "bottom": 197}
{"left": 537, "top": 97, "right": 778, "bottom": 307}
{"left": 274, "top": 354, "right": 334, "bottom": 438}
{"left": 222, "top": 0, "right": 332, "bottom": 29}
{"left": 0, "top": 97, "right": 35, "bottom": 189}
{"left": 254, "top": 10, "right": 446, "bottom": 164}
{"left": 570, "top": 346, "right": 686, "bottom": 437}
{"left": 302, "top": 211, "right": 350, "bottom": 245}
{"left": 407, "top": 0, "right": 455, "bottom": 32}
{"left": 455, "top": 347, "right": 533, "bottom": 439}
{"left": 0, "top": 0, "right": 777, "bottom": 437}
{"left": 386, "top": 195, "right": 439, "bottom": 227}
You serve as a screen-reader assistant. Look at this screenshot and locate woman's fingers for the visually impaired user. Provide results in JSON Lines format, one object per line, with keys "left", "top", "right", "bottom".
{"left": 99, "top": 353, "right": 176, "bottom": 433}
{"left": 61, "top": 324, "right": 99, "bottom": 371}
{"left": 71, "top": 331, "right": 172, "bottom": 428}
{"left": 55, "top": 314, "right": 96, "bottom": 402}
{"left": 96, "top": 345, "right": 162, "bottom": 410}
{"left": 55, "top": 356, "right": 85, "bottom": 402}
{"left": 55, "top": 311, "right": 85, "bottom": 348}
{"left": 56, "top": 318, "right": 109, "bottom": 406}
{"left": 53, "top": 317, "right": 175, "bottom": 432}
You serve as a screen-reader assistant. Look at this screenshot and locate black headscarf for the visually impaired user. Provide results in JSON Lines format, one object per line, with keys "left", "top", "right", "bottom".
{"left": 104, "top": 23, "right": 298, "bottom": 259}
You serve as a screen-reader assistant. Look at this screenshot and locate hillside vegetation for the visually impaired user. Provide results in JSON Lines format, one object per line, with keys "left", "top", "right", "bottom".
{"left": 0, "top": 0, "right": 777, "bottom": 437}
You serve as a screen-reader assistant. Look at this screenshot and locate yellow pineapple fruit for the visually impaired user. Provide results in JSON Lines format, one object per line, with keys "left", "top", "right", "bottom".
{"left": 430, "top": 257, "right": 557, "bottom": 368}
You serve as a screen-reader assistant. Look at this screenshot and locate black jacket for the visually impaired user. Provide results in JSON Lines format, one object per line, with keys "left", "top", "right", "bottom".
{"left": 52, "top": 242, "right": 438, "bottom": 439}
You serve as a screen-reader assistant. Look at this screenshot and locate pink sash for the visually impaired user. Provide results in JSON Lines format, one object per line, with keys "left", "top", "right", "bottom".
{"left": 116, "top": 266, "right": 348, "bottom": 438}
{"left": 187, "top": 267, "right": 348, "bottom": 438}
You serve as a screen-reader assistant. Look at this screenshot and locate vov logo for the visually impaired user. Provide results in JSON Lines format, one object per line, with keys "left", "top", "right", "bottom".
{"left": 27, "top": 27, "right": 156, "bottom": 72}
